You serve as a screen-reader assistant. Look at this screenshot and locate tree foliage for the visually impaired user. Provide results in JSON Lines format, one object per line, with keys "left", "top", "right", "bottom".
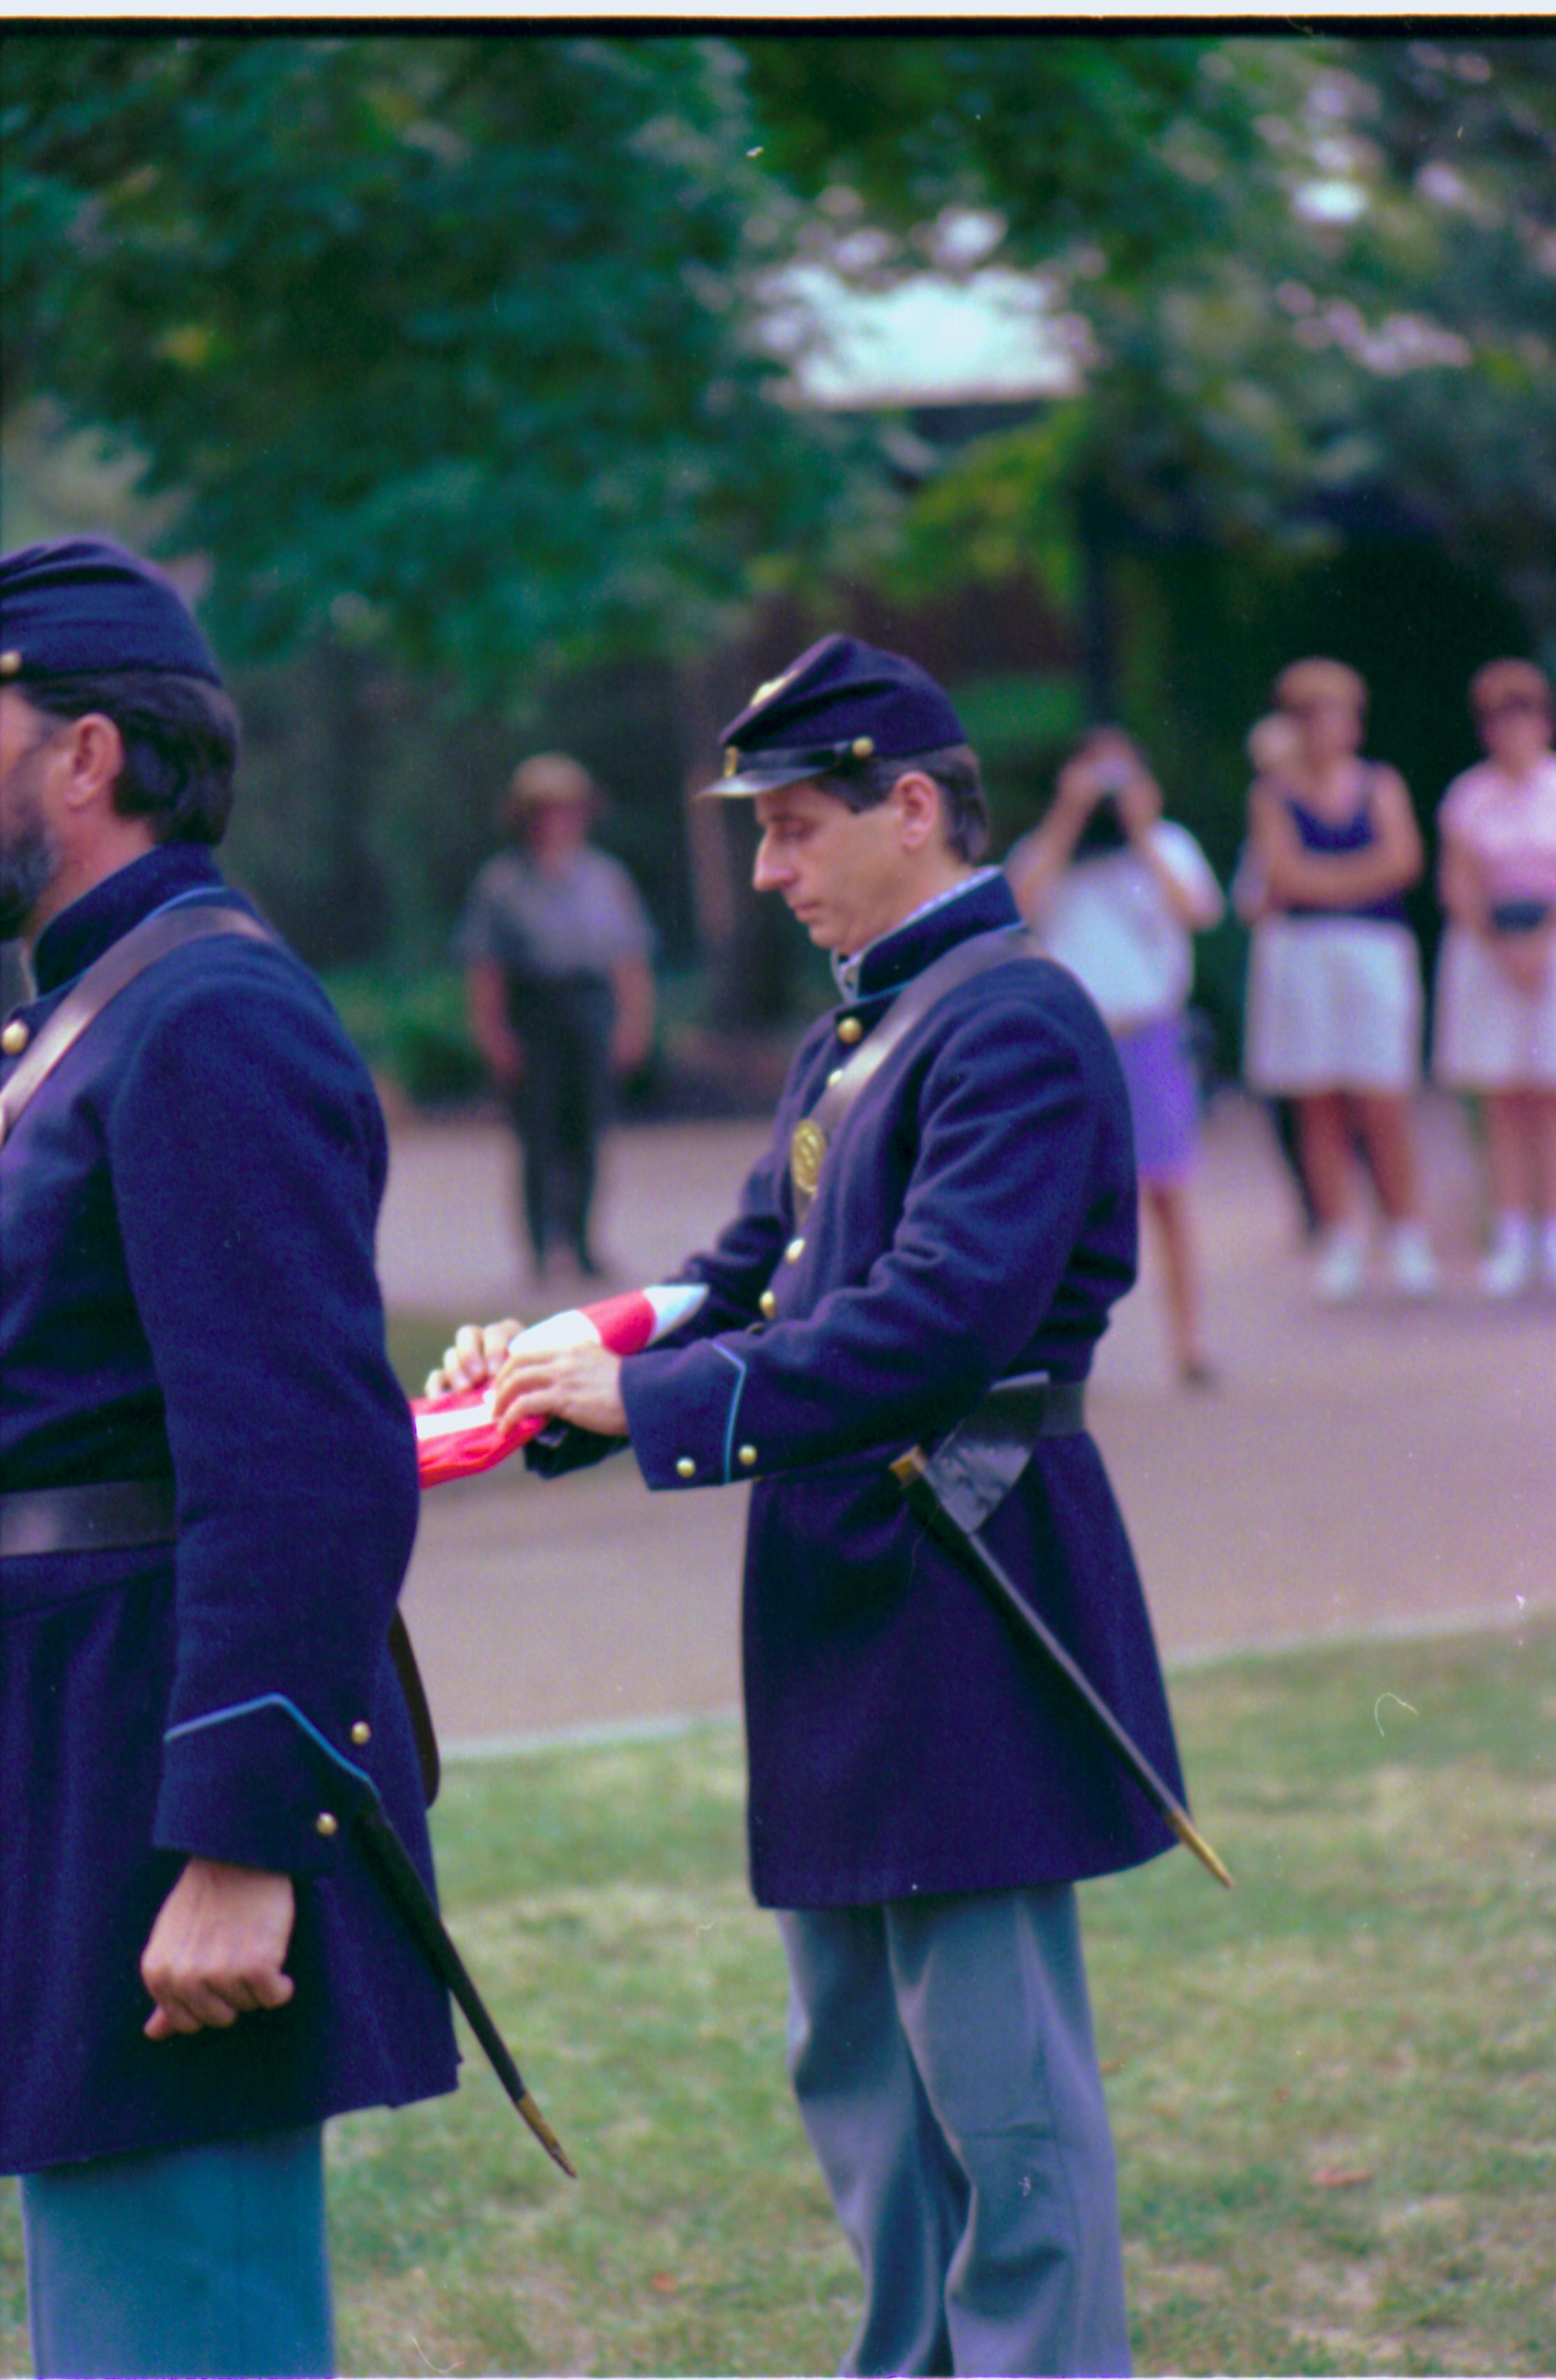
{"left": 755, "top": 35, "right": 1556, "bottom": 656}
{"left": 1, "top": 34, "right": 851, "bottom": 694}
{"left": 6, "top": 30, "right": 1554, "bottom": 699}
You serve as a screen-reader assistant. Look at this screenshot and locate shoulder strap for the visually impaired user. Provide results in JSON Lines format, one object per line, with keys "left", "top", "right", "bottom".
{"left": 0, "top": 902, "right": 275, "bottom": 1153}
{"left": 791, "top": 923, "right": 1041, "bottom": 1225}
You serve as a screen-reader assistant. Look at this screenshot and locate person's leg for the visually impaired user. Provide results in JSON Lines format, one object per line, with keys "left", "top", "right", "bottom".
{"left": 778, "top": 1907, "right": 966, "bottom": 2378}
{"left": 1141, "top": 1181, "right": 1210, "bottom": 1384}
{"left": 505, "top": 1081, "right": 549, "bottom": 1275}
{"left": 1531, "top": 1091, "right": 1556, "bottom": 1283}
{"left": 517, "top": 1010, "right": 572, "bottom": 1275}
{"left": 886, "top": 1888, "right": 1131, "bottom": 2380}
{"left": 1479, "top": 1090, "right": 1536, "bottom": 1293}
{"left": 1297, "top": 1093, "right": 1368, "bottom": 1296}
{"left": 1269, "top": 1098, "right": 1321, "bottom": 1237}
{"left": 1350, "top": 1090, "right": 1422, "bottom": 1222}
{"left": 22, "top": 2125, "right": 331, "bottom": 2380}
{"left": 1295, "top": 1092, "right": 1355, "bottom": 1227}
{"left": 556, "top": 983, "right": 616, "bottom": 1275}
{"left": 1350, "top": 1091, "right": 1439, "bottom": 1294}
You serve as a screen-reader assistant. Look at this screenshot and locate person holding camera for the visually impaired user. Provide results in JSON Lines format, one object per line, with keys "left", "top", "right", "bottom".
{"left": 1009, "top": 728, "right": 1223, "bottom": 1386}
{"left": 1433, "top": 658, "right": 1556, "bottom": 1295}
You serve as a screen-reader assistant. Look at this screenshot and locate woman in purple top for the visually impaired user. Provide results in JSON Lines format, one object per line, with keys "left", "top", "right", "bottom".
{"left": 1244, "top": 658, "right": 1438, "bottom": 1301}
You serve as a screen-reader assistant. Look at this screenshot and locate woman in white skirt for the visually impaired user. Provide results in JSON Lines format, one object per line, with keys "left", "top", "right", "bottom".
{"left": 1433, "top": 658, "right": 1556, "bottom": 1295}
{"left": 1244, "top": 658, "right": 1438, "bottom": 1300}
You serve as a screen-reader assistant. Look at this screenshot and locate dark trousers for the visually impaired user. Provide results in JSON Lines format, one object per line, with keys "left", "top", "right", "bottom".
{"left": 506, "top": 973, "right": 616, "bottom": 1268}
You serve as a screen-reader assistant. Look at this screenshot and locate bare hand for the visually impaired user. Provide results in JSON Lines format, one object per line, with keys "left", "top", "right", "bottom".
{"left": 1055, "top": 756, "right": 1101, "bottom": 813}
{"left": 491, "top": 1337, "right": 627, "bottom": 1437}
{"left": 142, "top": 1859, "right": 296, "bottom": 2039}
{"left": 1115, "top": 771, "right": 1161, "bottom": 841}
{"left": 426, "top": 1318, "right": 524, "bottom": 1398}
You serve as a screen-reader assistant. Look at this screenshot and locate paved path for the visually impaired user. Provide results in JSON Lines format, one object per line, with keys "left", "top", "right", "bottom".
{"left": 377, "top": 1096, "right": 1556, "bottom": 1746}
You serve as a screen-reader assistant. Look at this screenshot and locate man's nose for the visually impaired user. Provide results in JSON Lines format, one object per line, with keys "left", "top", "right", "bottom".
{"left": 752, "top": 833, "right": 790, "bottom": 893}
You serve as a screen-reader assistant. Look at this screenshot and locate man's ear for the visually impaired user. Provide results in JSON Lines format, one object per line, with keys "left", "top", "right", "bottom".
{"left": 891, "top": 770, "right": 943, "bottom": 853}
{"left": 56, "top": 713, "right": 125, "bottom": 817}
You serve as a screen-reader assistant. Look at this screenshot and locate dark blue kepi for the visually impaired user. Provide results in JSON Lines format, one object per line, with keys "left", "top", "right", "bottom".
{"left": 706, "top": 633, "right": 968, "bottom": 796}
{"left": 0, "top": 538, "right": 224, "bottom": 684}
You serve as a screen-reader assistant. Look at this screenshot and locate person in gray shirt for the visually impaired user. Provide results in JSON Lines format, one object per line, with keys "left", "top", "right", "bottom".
{"left": 458, "top": 753, "right": 654, "bottom": 1282}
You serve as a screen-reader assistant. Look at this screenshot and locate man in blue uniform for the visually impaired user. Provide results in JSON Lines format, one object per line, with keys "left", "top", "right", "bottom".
{"left": 441, "top": 635, "right": 1189, "bottom": 2376}
{"left": 0, "top": 540, "right": 458, "bottom": 2377}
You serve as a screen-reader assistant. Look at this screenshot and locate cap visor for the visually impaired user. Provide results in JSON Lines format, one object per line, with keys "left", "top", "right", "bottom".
{"left": 694, "top": 761, "right": 829, "bottom": 799}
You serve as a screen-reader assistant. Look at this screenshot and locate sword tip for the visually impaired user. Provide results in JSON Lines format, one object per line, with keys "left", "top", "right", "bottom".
{"left": 519, "top": 2091, "right": 578, "bottom": 2178}
{"left": 1169, "top": 1809, "right": 1235, "bottom": 1890}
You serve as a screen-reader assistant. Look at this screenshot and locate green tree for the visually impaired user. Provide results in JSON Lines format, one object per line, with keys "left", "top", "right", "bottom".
{"left": 1, "top": 33, "right": 851, "bottom": 693}
{"left": 749, "top": 34, "right": 1556, "bottom": 668}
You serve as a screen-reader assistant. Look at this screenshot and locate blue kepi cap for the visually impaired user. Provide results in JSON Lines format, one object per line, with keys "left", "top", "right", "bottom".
{"left": 0, "top": 537, "right": 223, "bottom": 688}
{"left": 703, "top": 634, "right": 966, "bottom": 796}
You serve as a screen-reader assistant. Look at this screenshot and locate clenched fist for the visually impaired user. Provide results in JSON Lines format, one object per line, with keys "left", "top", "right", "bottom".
{"left": 142, "top": 1858, "right": 296, "bottom": 2039}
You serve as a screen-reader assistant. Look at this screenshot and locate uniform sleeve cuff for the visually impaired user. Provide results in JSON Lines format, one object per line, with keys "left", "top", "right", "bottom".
{"left": 153, "top": 1695, "right": 378, "bottom": 1876}
{"left": 621, "top": 1341, "right": 758, "bottom": 1489}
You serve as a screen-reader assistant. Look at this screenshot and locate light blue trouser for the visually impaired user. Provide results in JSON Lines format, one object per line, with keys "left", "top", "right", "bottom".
{"left": 778, "top": 1888, "right": 1131, "bottom": 2379}
{"left": 20, "top": 2124, "right": 332, "bottom": 2379}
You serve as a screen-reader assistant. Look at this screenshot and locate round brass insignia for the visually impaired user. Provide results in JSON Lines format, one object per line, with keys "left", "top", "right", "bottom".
{"left": 790, "top": 1118, "right": 827, "bottom": 1199}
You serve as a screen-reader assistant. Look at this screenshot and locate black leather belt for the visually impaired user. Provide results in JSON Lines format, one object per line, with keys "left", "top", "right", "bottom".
{"left": 0, "top": 1478, "right": 177, "bottom": 1559}
{"left": 917, "top": 1373, "right": 1087, "bottom": 1537}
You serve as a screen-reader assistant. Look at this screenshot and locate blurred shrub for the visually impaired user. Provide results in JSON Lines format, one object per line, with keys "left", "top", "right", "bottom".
{"left": 324, "top": 965, "right": 485, "bottom": 1107}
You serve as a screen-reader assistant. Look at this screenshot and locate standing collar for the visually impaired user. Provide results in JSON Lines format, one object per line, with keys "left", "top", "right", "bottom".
{"left": 832, "top": 867, "right": 1013, "bottom": 1002}
{"left": 31, "top": 844, "right": 228, "bottom": 995}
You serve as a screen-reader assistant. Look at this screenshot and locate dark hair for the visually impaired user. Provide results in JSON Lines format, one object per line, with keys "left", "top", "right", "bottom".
{"left": 819, "top": 743, "right": 989, "bottom": 863}
{"left": 24, "top": 669, "right": 239, "bottom": 845}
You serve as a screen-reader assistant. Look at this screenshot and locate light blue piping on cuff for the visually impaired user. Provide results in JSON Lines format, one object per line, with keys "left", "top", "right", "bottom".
{"left": 712, "top": 1342, "right": 750, "bottom": 1486}
{"left": 164, "top": 1692, "right": 374, "bottom": 1792}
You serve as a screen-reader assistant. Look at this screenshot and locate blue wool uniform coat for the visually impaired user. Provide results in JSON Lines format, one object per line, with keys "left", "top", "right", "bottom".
{"left": 604, "top": 870, "right": 1184, "bottom": 1907}
{"left": 0, "top": 844, "right": 457, "bottom": 2175}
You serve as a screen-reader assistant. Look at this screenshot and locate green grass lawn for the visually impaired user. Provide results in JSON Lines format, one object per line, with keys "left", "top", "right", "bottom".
{"left": 3, "top": 1619, "right": 1553, "bottom": 2376}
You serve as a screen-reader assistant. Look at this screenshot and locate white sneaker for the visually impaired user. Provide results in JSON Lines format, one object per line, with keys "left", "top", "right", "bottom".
{"left": 1386, "top": 1224, "right": 1440, "bottom": 1299}
{"left": 1313, "top": 1227, "right": 1366, "bottom": 1303}
{"left": 1479, "top": 1216, "right": 1534, "bottom": 1299}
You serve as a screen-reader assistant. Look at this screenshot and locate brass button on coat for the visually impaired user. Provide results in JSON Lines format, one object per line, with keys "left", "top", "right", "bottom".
{"left": 1, "top": 1020, "right": 28, "bottom": 1056}
{"left": 676, "top": 1456, "right": 696, "bottom": 1480}
{"left": 837, "top": 1016, "right": 864, "bottom": 1045}
{"left": 759, "top": 1289, "right": 777, "bottom": 1319}
{"left": 785, "top": 1237, "right": 805, "bottom": 1264}
{"left": 350, "top": 1721, "right": 372, "bottom": 1746}
{"left": 738, "top": 1444, "right": 758, "bottom": 1469}
{"left": 315, "top": 1812, "right": 339, "bottom": 1837}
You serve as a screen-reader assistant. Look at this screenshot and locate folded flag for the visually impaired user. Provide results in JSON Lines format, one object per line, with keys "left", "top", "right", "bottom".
{"left": 412, "top": 1284, "right": 708, "bottom": 1485}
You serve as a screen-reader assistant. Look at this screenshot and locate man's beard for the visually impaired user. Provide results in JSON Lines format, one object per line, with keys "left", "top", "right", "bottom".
{"left": 0, "top": 794, "right": 59, "bottom": 941}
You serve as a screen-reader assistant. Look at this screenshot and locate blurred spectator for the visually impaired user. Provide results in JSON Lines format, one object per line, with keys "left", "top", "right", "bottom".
{"left": 1233, "top": 715, "right": 1319, "bottom": 1235}
{"left": 1009, "top": 727, "right": 1224, "bottom": 1385}
{"left": 458, "top": 754, "right": 654, "bottom": 1284}
{"left": 1242, "top": 658, "right": 1438, "bottom": 1301}
{"left": 1433, "top": 659, "right": 1556, "bottom": 1295}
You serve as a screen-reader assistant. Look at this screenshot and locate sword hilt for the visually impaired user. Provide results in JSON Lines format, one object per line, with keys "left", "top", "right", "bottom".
{"left": 892, "top": 1439, "right": 1233, "bottom": 1892}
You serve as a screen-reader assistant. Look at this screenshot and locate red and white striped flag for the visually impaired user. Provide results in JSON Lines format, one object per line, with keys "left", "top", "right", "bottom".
{"left": 411, "top": 1284, "right": 708, "bottom": 1486}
